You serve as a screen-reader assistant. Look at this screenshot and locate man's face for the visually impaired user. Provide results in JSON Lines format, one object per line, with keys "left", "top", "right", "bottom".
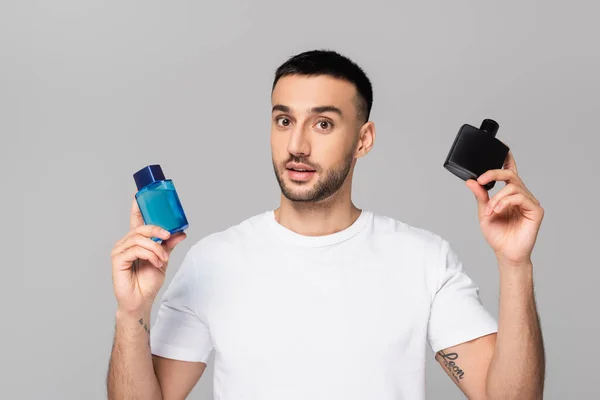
{"left": 270, "top": 75, "right": 361, "bottom": 203}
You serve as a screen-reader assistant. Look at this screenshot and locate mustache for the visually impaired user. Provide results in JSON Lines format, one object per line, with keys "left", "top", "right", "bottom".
{"left": 283, "top": 156, "right": 320, "bottom": 171}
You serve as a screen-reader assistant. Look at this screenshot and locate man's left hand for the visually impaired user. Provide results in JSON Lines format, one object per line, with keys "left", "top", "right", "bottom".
{"left": 465, "top": 150, "right": 545, "bottom": 268}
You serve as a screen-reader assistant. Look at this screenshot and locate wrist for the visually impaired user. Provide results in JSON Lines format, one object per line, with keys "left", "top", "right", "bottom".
{"left": 114, "top": 308, "right": 153, "bottom": 348}
{"left": 496, "top": 255, "right": 533, "bottom": 270}
{"left": 497, "top": 261, "right": 535, "bottom": 294}
{"left": 116, "top": 300, "right": 152, "bottom": 318}
{"left": 116, "top": 306, "right": 152, "bottom": 329}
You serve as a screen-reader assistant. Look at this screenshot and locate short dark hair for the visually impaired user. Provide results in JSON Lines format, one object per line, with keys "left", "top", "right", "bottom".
{"left": 272, "top": 49, "right": 373, "bottom": 123}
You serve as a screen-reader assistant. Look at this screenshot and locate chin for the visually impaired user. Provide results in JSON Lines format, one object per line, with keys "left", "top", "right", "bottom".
{"left": 285, "top": 185, "right": 313, "bottom": 196}
{"left": 284, "top": 194, "right": 317, "bottom": 202}
{"left": 286, "top": 178, "right": 313, "bottom": 186}
{"left": 280, "top": 183, "right": 315, "bottom": 201}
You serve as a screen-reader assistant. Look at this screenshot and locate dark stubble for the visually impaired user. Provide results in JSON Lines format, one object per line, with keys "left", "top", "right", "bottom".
{"left": 272, "top": 146, "right": 356, "bottom": 203}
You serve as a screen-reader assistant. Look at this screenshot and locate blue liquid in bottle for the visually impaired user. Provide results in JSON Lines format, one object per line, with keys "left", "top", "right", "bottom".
{"left": 133, "top": 165, "right": 189, "bottom": 243}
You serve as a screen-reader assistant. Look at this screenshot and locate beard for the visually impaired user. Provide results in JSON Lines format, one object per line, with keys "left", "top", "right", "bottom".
{"left": 272, "top": 149, "right": 355, "bottom": 203}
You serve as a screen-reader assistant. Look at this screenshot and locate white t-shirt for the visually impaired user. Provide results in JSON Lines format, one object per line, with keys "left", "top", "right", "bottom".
{"left": 150, "top": 210, "right": 498, "bottom": 400}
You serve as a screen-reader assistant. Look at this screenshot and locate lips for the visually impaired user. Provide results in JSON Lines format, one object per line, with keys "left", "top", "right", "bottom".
{"left": 285, "top": 163, "right": 316, "bottom": 182}
{"left": 286, "top": 162, "right": 316, "bottom": 172}
{"left": 287, "top": 170, "right": 315, "bottom": 181}
{"left": 288, "top": 167, "right": 313, "bottom": 172}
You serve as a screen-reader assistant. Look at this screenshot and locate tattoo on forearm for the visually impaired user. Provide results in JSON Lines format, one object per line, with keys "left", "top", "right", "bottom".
{"left": 138, "top": 318, "right": 150, "bottom": 335}
{"left": 438, "top": 351, "right": 465, "bottom": 382}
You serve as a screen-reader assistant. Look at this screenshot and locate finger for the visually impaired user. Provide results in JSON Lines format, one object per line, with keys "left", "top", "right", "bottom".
{"left": 130, "top": 196, "right": 145, "bottom": 230}
{"left": 503, "top": 150, "right": 518, "bottom": 174}
{"left": 490, "top": 192, "right": 543, "bottom": 219}
{"left": 484, "top": 183, "right": 524, "bottom": 216}
{"left": 115, "top": 224, "right": 171, "bottom": 247}
{"left": 115, "top": 246, "right": 162, "bottom": 271}
{"left": 163, "top": 232, "right": 187, "bottom": 253}
{"left": 112, "top": 234, "right": 170, "bottom": 262}
{"left": 478, "top": 168, "right": 538, "bottom": 205}
{"left": 133, "top": 224, "right": 172, "bottom": 240}
{"left": 465, "top": 179, "right": 490, "bottom": 218}
{"left": 477, "top": 167, "right": 524, "bottom": 188}
{"left": 488, "top": 182, "right": 539, "bottom": 214}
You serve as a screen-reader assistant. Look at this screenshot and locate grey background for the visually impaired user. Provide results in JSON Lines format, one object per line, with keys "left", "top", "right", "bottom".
{"left": 5, "top": 0, "right": 599, "bottom": 398}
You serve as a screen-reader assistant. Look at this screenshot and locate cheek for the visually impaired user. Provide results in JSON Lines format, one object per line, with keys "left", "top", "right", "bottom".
{"left": 270, "top": 133, "right": 287, "bottom": 162}
{"left": 270, "top": 128, "right": 285, "bottom": 146}
{"left": 315, "top": 140, "right": 351, "bottom": 166}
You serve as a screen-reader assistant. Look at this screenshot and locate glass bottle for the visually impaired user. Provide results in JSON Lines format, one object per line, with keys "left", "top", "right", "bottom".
{"left": 133, "top": 164, "right": 189, "bottom": 242}
{"left": 443, "top": 119, "right": 509, "bottom": 190}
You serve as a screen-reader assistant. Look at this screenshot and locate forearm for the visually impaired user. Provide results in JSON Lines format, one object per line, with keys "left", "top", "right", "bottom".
{"left": 485, "top": 262, "right": 545, "bottom": 400}
{"left": 107, "top": 308, "right": 162, "bottom": 400}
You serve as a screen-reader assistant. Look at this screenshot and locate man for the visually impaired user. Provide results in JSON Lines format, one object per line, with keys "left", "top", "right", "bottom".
{"left": 107, "top": 50, "right": 545, "bottom": 399}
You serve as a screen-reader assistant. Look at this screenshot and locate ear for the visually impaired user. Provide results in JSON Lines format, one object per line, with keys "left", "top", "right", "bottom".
{"left": 355, "top": 121, "right": 376, "bottom": 159}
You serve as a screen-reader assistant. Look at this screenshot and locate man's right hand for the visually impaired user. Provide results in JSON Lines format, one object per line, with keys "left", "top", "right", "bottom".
{"left": 110, "top": 196, "right": 188, "bottom": 315}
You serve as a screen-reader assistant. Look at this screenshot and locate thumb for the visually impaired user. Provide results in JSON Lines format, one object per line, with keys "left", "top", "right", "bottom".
{"left": 465, "top": 179, "right": 490, "bottom": 218}
{"left": 163, "top": 232, "right": 187, "bottom": 254}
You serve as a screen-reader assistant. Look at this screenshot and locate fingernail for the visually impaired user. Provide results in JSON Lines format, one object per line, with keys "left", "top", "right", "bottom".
{"left": 494, "top": 203, "right": 502, "bottom": 212}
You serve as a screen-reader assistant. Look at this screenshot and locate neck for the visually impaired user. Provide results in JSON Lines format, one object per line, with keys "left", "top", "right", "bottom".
{"left": 273, "top": 185, "right": 361, "bottom": 237}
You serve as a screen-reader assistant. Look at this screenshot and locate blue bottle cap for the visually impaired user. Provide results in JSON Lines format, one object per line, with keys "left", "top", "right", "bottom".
{"left": 133, "top": 164, "right": 166, "bottom": 190}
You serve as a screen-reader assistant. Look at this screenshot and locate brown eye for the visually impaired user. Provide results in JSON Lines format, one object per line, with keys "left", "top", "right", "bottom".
{"left": 276, "top": 117, "right": 291, "bottom": 127}
{"left": 316, "top": 119, "right": 333, "bottom": 131}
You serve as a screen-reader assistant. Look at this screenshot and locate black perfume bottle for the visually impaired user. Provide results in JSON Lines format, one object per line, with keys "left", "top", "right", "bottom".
{"left": 443, "top": 119, "right": 509, "bottom": 190}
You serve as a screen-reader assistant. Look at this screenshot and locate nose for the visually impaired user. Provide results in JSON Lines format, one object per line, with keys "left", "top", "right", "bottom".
{"left": 287, "top": 124, "right": 311, "bottom": 157}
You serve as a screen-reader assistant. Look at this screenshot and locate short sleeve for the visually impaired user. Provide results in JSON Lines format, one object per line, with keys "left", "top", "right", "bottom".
{"left": 427, "top": 239, "right": 498, "bottom": 354}
{"left": 150, "top": 247, "right": 214, "bottom": 363}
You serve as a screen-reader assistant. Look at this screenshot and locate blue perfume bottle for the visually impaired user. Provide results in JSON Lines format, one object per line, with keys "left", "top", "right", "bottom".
{"left": 133, "top": 164, "right": 189, "bottom": 242}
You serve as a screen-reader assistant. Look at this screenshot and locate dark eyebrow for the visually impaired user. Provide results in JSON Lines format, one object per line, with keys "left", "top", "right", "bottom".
{"left": 310, "top": 105, "right": 343, "bottom": 117}
{"left": 272, "top": 104, "right": 290, "bottom": 113}
{"left": 271, "top": 104, "right": 343, "bottom": 118}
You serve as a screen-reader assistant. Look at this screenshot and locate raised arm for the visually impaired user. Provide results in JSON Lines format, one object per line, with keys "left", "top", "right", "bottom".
{"left": 484, "top": 264, "right": 544, "bottom": 399}
{"left": 444, "top": 151, "right": 546, "bottom": 399}
{"left": 435, "top": 264, "right": 544, "bottom": 399}
{"left": 106, "top": 197, "right": 205, "bottom": 399}
{"left": 108, "top": 308, "right": 207, "bottom": 400}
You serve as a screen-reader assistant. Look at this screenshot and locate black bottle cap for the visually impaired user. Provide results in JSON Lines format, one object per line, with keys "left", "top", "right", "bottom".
{"left": 133, "top": 164, "right": 166, "bottom": 191}
{"left": 480, "top": 119, "right": 499, "bottom": 137}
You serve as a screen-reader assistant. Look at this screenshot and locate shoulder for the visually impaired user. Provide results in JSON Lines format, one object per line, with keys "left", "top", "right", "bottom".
{"left": 184, "top": 211, "right": 271, "bottom": 264}
{"left": 369, "top": 213, "right": 466, "bottom": 284}
{"left": 369, "top": 212, "right": 450, "bottom": 254}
